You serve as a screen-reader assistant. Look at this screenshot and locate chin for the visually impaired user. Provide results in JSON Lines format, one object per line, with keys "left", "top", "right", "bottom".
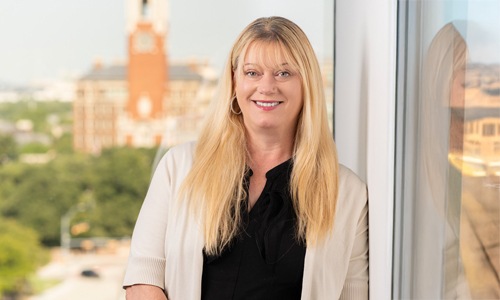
{"left": 246, "top": 119, "right": 277, "bottom": 131}
{"left": 256, "top": 119, "right": 279, "bottom": 128}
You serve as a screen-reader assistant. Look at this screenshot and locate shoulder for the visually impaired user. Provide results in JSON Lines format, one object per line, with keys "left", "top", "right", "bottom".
{"left": 337, "top": 164, "right": 368, "bottom": 208}
{"left": 158, "top": 141, "right": 196, "bottom": 174}
{"left": 338, "top": 164, "right": 366, "bottom": 191}
{"left": 165, "top": 141, "right": 196, "bottom": 158}
{"left": 165, "top": 142, "right": 196, "bottom": 161}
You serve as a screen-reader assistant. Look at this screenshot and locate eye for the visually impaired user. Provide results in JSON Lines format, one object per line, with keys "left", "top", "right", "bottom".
{"left": 245, "top": 70, "right": 259, "bottom": 77}
{"left": 276, "top": 71, "right": 291, "bottom": 78}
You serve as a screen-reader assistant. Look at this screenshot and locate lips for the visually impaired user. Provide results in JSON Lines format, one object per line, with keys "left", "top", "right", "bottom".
{"left": 253, "top": 100, "right": 282, "bottom": 108}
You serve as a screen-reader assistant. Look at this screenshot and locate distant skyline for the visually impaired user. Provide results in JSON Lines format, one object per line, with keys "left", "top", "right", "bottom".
{"left": 0, "top": 0, "right": 333, "bottom": 85}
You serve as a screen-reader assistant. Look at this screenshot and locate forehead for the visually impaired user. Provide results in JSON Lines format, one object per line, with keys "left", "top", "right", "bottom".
{"left": 241, "top": 41, "right": 297, "bottom": 69}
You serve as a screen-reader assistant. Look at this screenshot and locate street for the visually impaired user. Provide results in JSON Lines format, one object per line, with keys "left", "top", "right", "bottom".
{"left": 461, "top": 176, "right": 500, "bottom": 299}
{"left": 30, "top": 243, "right": 129, "bottom": 300}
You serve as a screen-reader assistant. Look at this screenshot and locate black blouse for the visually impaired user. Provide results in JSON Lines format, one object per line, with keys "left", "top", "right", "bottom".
{"left": 201, "top": 159, "right": 306, "bottom": 300}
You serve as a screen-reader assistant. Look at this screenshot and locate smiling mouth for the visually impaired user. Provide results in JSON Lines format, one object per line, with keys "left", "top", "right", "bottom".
{"left": 253, "top": 101, "right": 282, "bottom": 107}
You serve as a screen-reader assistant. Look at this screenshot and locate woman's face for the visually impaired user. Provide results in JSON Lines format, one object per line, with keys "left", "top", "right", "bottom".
{"left": 234, "top": 42, "right": 303, "bottom": 136}
{"left": 450, "top": 68, "right": 466, "bottom": 108}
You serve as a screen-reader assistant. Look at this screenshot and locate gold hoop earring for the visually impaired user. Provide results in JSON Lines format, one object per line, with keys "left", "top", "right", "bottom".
{"left": 230, "top": 96, "right": 242, "bottom": 115}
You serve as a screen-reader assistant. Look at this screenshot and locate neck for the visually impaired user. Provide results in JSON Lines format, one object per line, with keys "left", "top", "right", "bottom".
{"left": 246, "top": 130, "right": 295, "bottom": 172}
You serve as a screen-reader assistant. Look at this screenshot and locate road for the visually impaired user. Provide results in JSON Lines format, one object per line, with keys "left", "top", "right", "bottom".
{"left": 30, "top": 244, "right": 129, "bottom": 300}
{"left": 461, "top": 176, "right": 500, "bottom": 299}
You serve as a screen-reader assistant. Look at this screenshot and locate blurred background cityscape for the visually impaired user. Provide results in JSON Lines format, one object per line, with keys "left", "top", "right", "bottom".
{"left": 0, "top": 1, "right": 333, "bottom": 299}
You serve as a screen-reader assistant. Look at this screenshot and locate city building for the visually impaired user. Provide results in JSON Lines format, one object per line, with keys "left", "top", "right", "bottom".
{"left": 73, "top": 0, "right": 216, "bottom": 153}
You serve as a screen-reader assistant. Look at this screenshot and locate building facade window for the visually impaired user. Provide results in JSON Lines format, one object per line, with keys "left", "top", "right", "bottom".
{"left": 141, "top": 0, "right": 150, "bottom": 19}
{"left": 483, "top": 123, "right": 495, "bottom": 136}
{"left": 494, "top": 142, "right": 500, "bottom": 153}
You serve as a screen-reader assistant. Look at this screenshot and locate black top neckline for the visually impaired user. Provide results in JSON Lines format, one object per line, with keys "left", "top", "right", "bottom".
{"left": 246, "top": 157, "right": 293, "bottom": 180}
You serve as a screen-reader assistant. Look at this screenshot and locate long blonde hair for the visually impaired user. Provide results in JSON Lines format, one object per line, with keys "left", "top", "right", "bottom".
{"left": 180, "top": 16, "right": 338, "bottom": 255}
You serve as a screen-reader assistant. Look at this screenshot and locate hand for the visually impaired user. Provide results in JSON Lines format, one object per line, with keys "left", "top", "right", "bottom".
{"left": 125, "top": 284, "right": 167, "bottom": 300}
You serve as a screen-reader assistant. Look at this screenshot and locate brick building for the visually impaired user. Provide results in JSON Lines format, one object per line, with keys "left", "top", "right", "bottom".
{"left": 73, "top": 0, "right": 215, "bottom": 153}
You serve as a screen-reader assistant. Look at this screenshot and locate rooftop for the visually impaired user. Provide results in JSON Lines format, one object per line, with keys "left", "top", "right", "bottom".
{"left": 80, "top": 64, "right": 204, "bottom": 82}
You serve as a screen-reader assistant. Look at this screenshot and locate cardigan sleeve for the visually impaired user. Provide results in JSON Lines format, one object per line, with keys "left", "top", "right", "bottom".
{"left": 340, "top": 187, "right": 369, "bottom": 299}
{"left": 122, "top": 152, "right": 173, "bottom": 290}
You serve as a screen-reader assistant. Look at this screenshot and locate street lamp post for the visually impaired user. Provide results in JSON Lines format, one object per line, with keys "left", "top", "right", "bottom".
{"left": 60, "top": 202, "right": 92, "bottom": 258}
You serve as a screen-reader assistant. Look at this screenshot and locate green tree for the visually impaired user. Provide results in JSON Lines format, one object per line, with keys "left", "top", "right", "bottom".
{"left": 0, "top": 146, "right": 157, "bottom": 246}
{"left": 19, "top": 142, "right": 51, "bottom": 154}
{"left": 0, "top": 218, "right": 48, "bottom": 296}
{"left": 0, "top": 134, "right": 18, "bottom": 164}
{"left": 86, "top": 147, "right": 155, "bottom": 237}
{"left": 53, "top": 132, "right": 74, "bottom": 154}
{"left": 0, "top": 155, "right": 91, "bottom": 246}
{"left": 0, "top": 101, "right": 160, "bottom": 246}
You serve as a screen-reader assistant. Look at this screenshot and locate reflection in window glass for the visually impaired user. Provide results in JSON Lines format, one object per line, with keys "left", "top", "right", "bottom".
{"left": 396, "top": 0, "right": 500, "bottom": 299}
{"left": 482, "top": 123, "right": 495, "bottom": 136}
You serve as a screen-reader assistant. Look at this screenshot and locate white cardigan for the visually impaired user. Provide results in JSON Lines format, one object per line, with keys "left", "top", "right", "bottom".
{"left": 123, "top": 142, "right": 369, "bottom": 299}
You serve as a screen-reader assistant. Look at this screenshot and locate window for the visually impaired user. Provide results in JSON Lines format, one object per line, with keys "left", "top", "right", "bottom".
{"left": 141, "top": 0, "right": 150, "bottom": 19}
{"left": 483, "top": 123, "right": 495, "bottom": 136}
{"left": 494, "top": 142, "right": 500, "bottom": 153}
{"left": 0, "top": 1, "right": 334, "bottom": 299}
{"left": 394, "top": 0, "right": 500, "bottom": 298}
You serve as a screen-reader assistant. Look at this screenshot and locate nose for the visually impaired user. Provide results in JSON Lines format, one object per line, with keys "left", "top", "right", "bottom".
{"left": 257, "top": 74, "right": 277, "bottom": 95}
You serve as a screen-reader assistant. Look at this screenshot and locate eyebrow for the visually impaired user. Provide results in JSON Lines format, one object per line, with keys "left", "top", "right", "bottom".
{"left": 243, "top": 63, "right": 289, "bottom": 67}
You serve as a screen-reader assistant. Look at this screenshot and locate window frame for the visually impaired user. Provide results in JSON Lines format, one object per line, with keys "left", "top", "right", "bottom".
{"left": 334, "top": 0, "right": 398, "bottom": 298}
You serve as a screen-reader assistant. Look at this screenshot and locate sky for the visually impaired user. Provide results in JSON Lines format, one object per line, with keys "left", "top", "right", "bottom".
{"left": 0, "top": 0, "right": 333, "bottom": 86}
{"left": 441, "top": 0, "right": 500, "bottom": 63}
{"left": 1, "top": 1, "right": 496, "bottom": 86}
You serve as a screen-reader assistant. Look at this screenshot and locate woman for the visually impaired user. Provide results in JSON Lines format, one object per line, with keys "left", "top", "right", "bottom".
{"left": 124, "top": 16, "right": 368, "bottom": 299}
{"left": 416, "top": 23, "right": 471, "bottom": 299}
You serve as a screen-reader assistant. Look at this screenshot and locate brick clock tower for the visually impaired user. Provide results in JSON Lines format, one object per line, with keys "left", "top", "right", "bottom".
{"left": 123, "top": 0, "right": 168, "bottom": 147}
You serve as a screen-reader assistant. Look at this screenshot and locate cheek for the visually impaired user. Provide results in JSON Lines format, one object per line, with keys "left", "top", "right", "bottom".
{"left": 291, "top": 85, "right": 303, "bottom": 107}
{"left": 234, "top": 80, "right": 250, "bottom": 109}
{"left": 235, "top": 78, "right": 250, "bottom": 97}
{"left": 450, "top": 78, "right": 465, "bottom": 107}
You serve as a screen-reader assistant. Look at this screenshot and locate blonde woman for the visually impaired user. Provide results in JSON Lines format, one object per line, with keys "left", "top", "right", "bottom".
{"left": 124, "top": 16, "right": 368, "bottom": 300}
{"left": 415, "top": 23, "right": 471, "bottom": 299}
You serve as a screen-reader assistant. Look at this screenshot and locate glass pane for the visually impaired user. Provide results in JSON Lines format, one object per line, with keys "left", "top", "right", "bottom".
{"left": 396, "top": 0, "right": 500, "bottom": 298}
{"left": 0, "top": 1, "right": 333, "bottom": 299}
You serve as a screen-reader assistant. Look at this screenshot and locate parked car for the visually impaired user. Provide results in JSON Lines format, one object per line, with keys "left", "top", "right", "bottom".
{"left": 81, "top": 269, "right": 100, "bottom": 278}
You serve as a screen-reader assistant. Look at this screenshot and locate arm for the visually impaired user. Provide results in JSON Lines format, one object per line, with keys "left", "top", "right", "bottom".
{"left": 340, "top": 191, "right": 369, "bottom": 299}
{"left": 123, "top": 153, "right": 173, "bottom": 293}
{"left": 125, "top": 284, "right": 167, "bottom": 300}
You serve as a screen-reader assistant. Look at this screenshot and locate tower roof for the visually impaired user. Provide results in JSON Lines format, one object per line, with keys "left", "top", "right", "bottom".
{"left": 80, "top": 64, "right": 204, "bottom": 82}
{"left": 80, "top": 65, "right": 126, "bottom": 81}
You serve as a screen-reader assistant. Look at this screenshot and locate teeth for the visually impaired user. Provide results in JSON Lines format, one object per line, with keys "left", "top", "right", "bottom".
{"left": 256, "top": 101, "right": 279, "bottom": 107}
